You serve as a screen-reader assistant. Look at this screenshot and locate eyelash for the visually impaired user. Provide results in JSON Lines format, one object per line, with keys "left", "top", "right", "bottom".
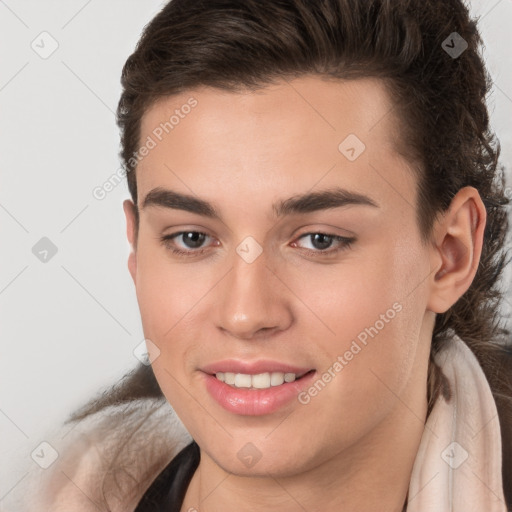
{"left": 159, "top": 231, "right": 355, "bottom": 258}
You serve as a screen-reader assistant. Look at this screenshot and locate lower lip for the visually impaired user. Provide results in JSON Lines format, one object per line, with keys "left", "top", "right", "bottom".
{"left": 203, "top": 371, "right": 316, "bottom": 416}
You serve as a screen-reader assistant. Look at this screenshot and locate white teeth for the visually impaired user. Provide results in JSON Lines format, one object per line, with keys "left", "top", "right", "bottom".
{"left": 224, "top": 372, "right": 236, "bottom": 385}
{"left": 215, "top": 371, "right": 298, "bottom": 389}
{"left": 252, "top": 373, "right": 271, "bottom": 389}
{"left": 270, "top": 372, "right": 285, "bottom": 386}
{"left": 234, "top": 373, "right": 252, "bottom": 388}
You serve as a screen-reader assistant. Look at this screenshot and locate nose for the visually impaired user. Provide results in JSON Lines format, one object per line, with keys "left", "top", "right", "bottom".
{"left": 214, "top": 249, "right": 293, "bottom": 340}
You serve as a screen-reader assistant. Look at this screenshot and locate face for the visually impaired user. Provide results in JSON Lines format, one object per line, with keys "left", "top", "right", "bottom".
{"left": 124, "top": 76, "right": 436, "bottom": 477}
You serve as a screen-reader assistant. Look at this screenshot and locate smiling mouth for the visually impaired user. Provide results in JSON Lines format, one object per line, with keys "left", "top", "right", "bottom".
{"left": 213, "top": 369, "right": 315, "bottom": 390}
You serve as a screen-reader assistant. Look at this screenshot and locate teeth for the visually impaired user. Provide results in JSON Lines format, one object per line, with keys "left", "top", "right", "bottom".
{"left": 215, "top": 371, "right": 298, "bottom": 389}
{"left": 270, "top": 372, "right": 285, "bottom": 386}
{"left": 234, "top": 373, "right": 252, "bottom": 388}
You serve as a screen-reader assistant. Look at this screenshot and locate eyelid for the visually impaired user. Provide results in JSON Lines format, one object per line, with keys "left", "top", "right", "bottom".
{"left": 291, "top": 223, "right": 357, "bottom": 239}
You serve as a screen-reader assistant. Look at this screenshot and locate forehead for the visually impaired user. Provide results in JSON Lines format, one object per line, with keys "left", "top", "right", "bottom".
{"left": 136, "top": 75, "right": 415, "bottom": 216}
{"left": 140, "top": 76, "right": 399, "bottom": 149}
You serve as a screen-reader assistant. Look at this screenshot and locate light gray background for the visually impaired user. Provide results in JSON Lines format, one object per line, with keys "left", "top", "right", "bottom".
{"left": 1, "top": 0, "right": 511, "bottom": 500}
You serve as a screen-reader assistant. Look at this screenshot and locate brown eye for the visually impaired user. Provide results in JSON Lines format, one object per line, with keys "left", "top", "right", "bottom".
{"left": 308, "top": 233, "right": 335, "bottom": 250}
{"left": 292, "top": 232, "right": 355, "bottom": 256}
{"left": 177, "top": 231, "right": 208, "bottom": 249}
{"left": 160, "top": 231, "right": 213, "bottom": 257}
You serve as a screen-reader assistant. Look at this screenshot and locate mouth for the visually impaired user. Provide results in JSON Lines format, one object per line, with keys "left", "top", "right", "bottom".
{"left": 212, "top": 369, "right": 315, "bottom": 390}
{"left": 201, "top": 362, "right": 318, "bottom": 416}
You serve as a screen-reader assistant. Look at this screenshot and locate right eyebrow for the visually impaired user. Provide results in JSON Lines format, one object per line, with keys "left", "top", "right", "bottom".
{"left": 142, "top": 187, "right": 221, "bottom": 219}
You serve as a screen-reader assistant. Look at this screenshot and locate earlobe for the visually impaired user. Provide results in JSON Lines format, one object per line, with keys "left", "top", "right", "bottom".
{"left": 427, "top": 187, "right": 486, "bottom": 313}
{"left": 123, "top": 199, "right": 138, "bottom": 285}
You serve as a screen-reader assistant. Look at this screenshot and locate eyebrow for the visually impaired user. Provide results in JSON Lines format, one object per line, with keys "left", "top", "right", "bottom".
{"left": 141, "top": 186, "right": 379, "bottom": 219}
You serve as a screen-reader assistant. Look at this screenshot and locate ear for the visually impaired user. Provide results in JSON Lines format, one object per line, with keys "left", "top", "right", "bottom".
{"left": 123, "top": 199, "right": 138, "bottom": 285}
{"left": 427, "top": 186, "right": 486, "bottom": 313}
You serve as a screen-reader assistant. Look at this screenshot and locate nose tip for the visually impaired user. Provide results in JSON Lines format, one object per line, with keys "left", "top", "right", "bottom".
{"left": 214, "top": 256, "right": 293, "bottom": 340}
{"left": 220, "top": 323, "right": 280, "bottom": 341}
{"left": 220, "top": 305, "right": 280, "bottom": 339}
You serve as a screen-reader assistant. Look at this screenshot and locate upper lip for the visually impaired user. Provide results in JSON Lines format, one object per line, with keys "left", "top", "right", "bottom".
{"left": 201, "top": 359, "right": 314, "bottom": 377}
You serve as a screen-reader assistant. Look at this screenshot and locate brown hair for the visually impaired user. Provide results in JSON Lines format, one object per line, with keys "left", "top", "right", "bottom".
{"left": 65, "top": 0, "right": 512, "bottom": 508}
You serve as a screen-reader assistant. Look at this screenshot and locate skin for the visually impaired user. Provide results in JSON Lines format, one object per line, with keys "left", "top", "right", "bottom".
{"left": 122, "top": 75, "right": 486, "bottom": 512}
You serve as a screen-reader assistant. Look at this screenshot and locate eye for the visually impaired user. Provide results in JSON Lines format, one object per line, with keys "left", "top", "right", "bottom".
{"left": 160, "top": 231, "right": 215, "bottom": 257}
{"left": 291, "top": 232, "right": 355, "bottom": 256}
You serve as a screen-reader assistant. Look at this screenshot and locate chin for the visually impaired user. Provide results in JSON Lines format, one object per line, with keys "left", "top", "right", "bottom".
{"left": 201, "top": 434, "right": 324, "bottom": 478}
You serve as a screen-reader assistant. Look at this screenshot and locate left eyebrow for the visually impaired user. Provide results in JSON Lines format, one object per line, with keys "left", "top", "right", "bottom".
{"left": 273, "top": 187, "right": 379, "bottom": 217}
{"left": 141, "top": 186, "right": 379, "bottom": 220}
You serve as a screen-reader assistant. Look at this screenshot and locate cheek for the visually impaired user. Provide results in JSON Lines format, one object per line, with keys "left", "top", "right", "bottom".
{"left": 302, "top": 239, "right": 429, "bottom": 429}
{"left": 134, "top": 238, "right": 210, "bottom": 339}
{"left": 305, "top": 303, "right": 423, "bottom": 450}
{"left": 291, "top": 234, "right": 426, "bottom": 339}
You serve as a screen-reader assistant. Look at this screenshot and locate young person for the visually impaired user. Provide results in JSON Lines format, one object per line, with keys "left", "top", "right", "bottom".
{"left": 10, "top": 0, "right": 512, "bottom": 511}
